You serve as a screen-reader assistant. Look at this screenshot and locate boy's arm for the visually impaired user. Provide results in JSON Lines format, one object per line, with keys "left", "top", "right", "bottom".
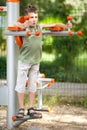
{"left": 15, "top": 22, "right": 25, "bottom": 29}
{"left": 40, "top": 23, "right": 72, "bottom": 30}
{"left": 15, "top": 20, "right": 29, "bottom": 29}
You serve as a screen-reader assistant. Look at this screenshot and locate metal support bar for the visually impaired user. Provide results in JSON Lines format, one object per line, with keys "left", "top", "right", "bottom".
{"left": 38, "top": 78, "right": 54, "bottom": 82}
{"left": 42, "top": 30, "right": 77, "bottom": 36}
{"left": 0, "top": 86, "right": 8, "bottom": 105}
{"left": 34, "top": 77, "right": 53, "bottom": 111}
{"left": 12, "top": 114, "right": 42, "bottom": 127}
{"left": 5, "top": 30, "right": 78, "bottom": 36}
{"left": 5, "top": 30, "right": 27, "bottom": 36}
{"left": 37, "top": 82, "right": 43, "bottom": 109}
{"left": 6, "top": 1, "right": 20, "bottom": 129}
{"left": 12, "top": 115, "right": 31, "bottom": 127}
{"left": 37, "top": 83, "right": 49, "bottom": 90}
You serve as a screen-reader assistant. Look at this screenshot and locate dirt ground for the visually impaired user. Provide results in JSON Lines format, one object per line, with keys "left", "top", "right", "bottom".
{"left": 0, "top": 105, "right": 87, "bottom": 130}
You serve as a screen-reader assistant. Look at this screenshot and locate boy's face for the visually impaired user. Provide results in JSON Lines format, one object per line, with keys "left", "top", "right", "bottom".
{"left": 28, "top": 12, "right": 38, "bottom": 27}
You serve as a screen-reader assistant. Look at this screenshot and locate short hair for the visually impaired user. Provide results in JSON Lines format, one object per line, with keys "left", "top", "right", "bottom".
{"left": 25, "top": 5, "right": 38, "bottom": 14}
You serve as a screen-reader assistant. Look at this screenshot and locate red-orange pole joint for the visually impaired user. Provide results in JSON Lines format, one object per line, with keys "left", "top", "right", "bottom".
{"left": 0, "top": 7, "right": 4, "bottom": 11}
{"left": 7, "top": 0, "right": 20, "bottom": 2}
{"left": 35, "top": 31, "right": 40, "bottom": 36}
{"left": 68, "top": 30, "right": 73, "bottom": 36}
{"left": 0, "top": 6, "right": 7, "bottom": 11}
{"left": 41, "top": 74, "right": 45, "bottom": 78}
{"left": 67, "top": 16, "right": 72, "bottom": 21}
{"left": 77, "top": 30, "right": 83, "bottom": 36}
{"left": 26, "top": 30, "right": 31, "bottom": 36}
{"left": 51, "top": 78, "right": 55, "bottom": 83}
{"left": 47, "top": 82, "right": 51, "bottom": 87}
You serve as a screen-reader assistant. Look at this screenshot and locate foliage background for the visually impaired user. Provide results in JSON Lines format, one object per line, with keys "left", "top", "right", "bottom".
{"left": 0, "top": 0, "right": 87, "bottom": 82}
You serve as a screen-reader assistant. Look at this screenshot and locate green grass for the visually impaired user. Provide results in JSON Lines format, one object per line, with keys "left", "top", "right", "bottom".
{"left": 24, "top": 94, "right": 87, "bottom": 108}
{"left": 24, "top": 94, "right": 60, "bottom": 107}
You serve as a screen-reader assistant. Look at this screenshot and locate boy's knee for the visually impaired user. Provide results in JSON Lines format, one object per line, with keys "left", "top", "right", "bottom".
{"left": 15, "top": 87, "right": 25, "bottom": 93}
{"left": 28, "top": 86, "right": 37, "bottom": 93}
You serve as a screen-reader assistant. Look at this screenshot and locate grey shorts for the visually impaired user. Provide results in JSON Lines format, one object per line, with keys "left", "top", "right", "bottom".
{"left": 15, "top": 61, "right": 39, "bottom": 93}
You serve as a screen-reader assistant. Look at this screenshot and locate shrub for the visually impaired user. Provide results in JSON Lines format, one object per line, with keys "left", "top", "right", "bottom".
{"left": 0, "top": 56, "right": 6, "bottom": 79}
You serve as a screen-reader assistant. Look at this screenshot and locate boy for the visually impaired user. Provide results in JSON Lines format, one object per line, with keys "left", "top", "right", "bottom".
{"left": 15, "top": 5, "right": 72, "bottom": 118}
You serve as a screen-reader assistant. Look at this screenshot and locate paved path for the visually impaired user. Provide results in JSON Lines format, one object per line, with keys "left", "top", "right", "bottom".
{"left": 0, "top": 105, "right": 87, "bottom": 130}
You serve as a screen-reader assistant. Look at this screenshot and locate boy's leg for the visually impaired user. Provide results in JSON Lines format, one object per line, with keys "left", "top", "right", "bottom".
{"left": 28, "top": 64, "right": 39, "bottom": 108}
{"left": 27, "top": 64, "right": 42, "bottom": 118}
{"left": 15, "top": 61, "right": 30, "bottom": 117}
{"left": 28, "top": 92, "right": 36, "bottom": 108}
{"left": 16, "top": 92, "right": 25, "bottom": 118}
{"left": 27, "top": 91, "right": 42, "bottom": 118}
{"left": 17, "top": 92, "right": 25, "bottom": 108}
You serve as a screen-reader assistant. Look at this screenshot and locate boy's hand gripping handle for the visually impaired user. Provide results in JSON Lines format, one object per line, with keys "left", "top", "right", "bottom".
{"left": 67, "top": 16, "right": 72, "bottom": 31}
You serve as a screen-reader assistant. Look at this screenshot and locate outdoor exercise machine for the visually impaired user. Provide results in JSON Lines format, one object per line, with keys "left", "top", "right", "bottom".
{"left": 12, "top": 73, "right": 54, "bottom": 126}
{"left": 29, "top": 73, "right": 54, "bottom": 112}
{"left": 5, "top": 15, "right": 82, "bottom": 47}
{"left": 0, "top": 0, "right": 82, "bottom": 129}
{"left": 0, "top": 0, "right": 55, "bottom": 129}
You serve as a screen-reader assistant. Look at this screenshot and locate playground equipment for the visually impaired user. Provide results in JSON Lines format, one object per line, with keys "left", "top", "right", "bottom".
{"left": 35, "top": 80, "right": 54, "bottom": 112}
{"left": 0, "top": 0, "right": 20, "bottom": 129}
{"left": 33, "top": 73, "right": 54, "bottom": 112}
{"left": 5, "top": 14, "right": 82, "bottom": 48}
{"left": 0, "top": 0, "right": 82, "bottom": 129}
{"left": 11, "top": 73, "right": 54, "bottom": 127}
{"left": 25, "top": 73, "right": 54, "bottom": 112}
{"left": 5, "top": 17, "right": 82, "bottom": 47}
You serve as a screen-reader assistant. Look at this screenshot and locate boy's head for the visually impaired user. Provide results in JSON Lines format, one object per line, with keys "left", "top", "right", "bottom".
{"left": 25, "top": 5, "right": 38, "bottom": 14}
{"left": 25, "top": 5, "right": 38, "bottom": 27}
